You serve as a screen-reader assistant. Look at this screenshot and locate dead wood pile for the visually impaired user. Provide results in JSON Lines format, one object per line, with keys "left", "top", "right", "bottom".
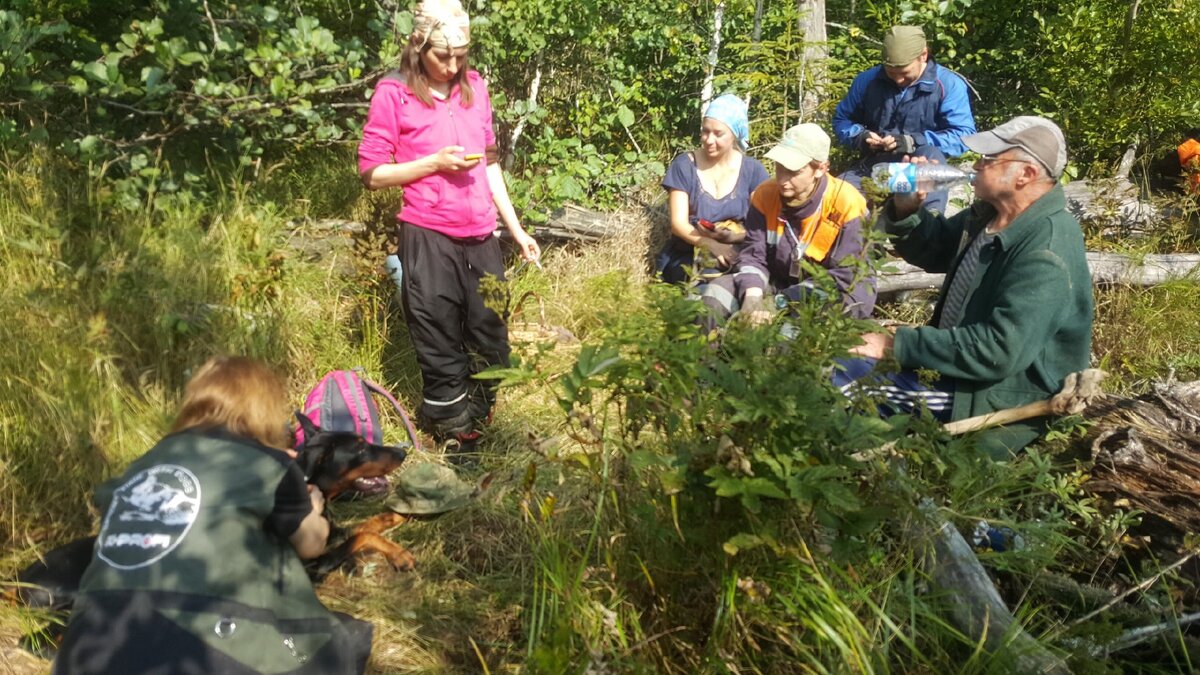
{"left": 1081, "top": 379, "right": 1200, "bottom": 536}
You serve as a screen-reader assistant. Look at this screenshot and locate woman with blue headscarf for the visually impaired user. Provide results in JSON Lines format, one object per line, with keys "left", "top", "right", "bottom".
{"left": 656, "top": 94, "right": 770, "bottom": 284}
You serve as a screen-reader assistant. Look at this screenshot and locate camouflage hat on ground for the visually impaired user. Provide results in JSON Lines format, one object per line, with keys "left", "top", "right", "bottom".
{"left": 386, "top": 462, "right": 477, "bottom": 515}
{"left": 882, "top": 25, "right": 927, "bottom": 67}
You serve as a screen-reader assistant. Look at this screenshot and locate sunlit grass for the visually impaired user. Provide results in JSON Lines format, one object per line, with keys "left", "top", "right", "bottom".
{"left": 2, "top": 147, "right": 1198, "bottom": 673}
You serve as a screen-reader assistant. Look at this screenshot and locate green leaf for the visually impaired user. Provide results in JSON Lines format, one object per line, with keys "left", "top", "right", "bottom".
{"left": 141, "top": 67, "right": 164, "bottom": 91}
{"left": 82, "top": 62, "right": 108, "bottom": 83}
{"left": 617, "top": 105, "right": 635, "bottom": 128}
{"left": 722, "top": 533, "right": 764, "bottom": 556}
{"left": 67, "top": 76, "right": 88, "bottom": 94}
{"left": 817, "top": 482, "right": 862, "bottom": 513}
{"left": 78, "top": 135, "right": 101, "bottom": 155}
{"left": 176, "top": 52, "right": 205, "bottom": 66}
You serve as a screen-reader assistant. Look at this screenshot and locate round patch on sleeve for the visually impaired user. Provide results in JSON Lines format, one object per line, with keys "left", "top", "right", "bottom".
{"left": 97, "top": 464, "right": 202, "bottom": 570}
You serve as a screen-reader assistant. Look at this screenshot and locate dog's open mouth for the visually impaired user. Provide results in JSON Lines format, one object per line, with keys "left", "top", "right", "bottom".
{"left": 350, "top": 476, "right": 390, "bottom": 496}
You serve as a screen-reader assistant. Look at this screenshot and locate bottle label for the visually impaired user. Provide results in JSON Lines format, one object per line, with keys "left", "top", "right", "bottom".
{"left": 885, "top": 163, "right": 919, "bottom": 193}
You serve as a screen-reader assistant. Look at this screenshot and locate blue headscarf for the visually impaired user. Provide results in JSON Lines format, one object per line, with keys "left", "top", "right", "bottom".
{"left": 703, "top": 94, "right": 750, "bottom": 150}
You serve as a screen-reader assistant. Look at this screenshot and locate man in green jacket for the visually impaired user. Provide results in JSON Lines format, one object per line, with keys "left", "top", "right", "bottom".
{"left": 841, "top": 116, "right": 1093, "bottom": 458}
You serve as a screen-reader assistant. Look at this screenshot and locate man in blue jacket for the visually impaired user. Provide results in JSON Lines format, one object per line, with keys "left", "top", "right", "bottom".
{"left": 832, "top": 25, "right": 976, "bottom": 213}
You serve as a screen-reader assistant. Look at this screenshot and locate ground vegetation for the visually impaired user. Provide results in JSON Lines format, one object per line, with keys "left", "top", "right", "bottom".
{"left": 3, "top": 0, "right": 1200, "bottom": 672}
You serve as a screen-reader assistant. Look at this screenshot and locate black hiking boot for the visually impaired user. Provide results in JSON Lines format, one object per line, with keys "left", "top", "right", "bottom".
{"left": 429, "top": 408, "right": 483, "bottom": 467}
{"left": 443, "top": 430, "right": 482, "bottom": 467}
{"left": 466, "top": 384, "right": 496, "bottom": 431}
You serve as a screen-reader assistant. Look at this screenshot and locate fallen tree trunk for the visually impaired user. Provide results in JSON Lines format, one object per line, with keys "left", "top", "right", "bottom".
{"left": 540, "top": 203, "right": 626, "bottom": 242}
{"left": 915, "top": 499, "right": 1072, "bottom": 674}
{"left": 878, "top": 252, "right": 1200, "bottom": 294}
{"left": 1062, "top": 177, "right": 1159, "bottom": 235}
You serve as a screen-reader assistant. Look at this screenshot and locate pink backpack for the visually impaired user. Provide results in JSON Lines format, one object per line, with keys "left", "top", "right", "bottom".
{"left": 294, "top": 369, "right": 420, "bottom": 452}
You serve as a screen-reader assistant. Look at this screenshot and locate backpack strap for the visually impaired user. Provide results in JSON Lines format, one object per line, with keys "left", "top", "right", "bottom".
{"left": 353, "top": 368, "right": 422, "bottom": 453}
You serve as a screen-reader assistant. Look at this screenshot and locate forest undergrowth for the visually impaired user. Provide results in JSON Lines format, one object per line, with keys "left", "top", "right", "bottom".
{"left": 2, "top": 148, "right": 1200, "bottom": 674}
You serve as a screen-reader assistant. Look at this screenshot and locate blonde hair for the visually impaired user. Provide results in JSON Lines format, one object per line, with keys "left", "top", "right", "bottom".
{"left": 170, "top": 356, "right": 290, "bottom": 450}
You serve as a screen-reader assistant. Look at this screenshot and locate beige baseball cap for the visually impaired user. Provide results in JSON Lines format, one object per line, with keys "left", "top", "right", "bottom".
{"left": 963, "top": 115, "right": 1068, "bottom": 179}
{"left": 765, "top": 123, "right": 830, "bottom": 171}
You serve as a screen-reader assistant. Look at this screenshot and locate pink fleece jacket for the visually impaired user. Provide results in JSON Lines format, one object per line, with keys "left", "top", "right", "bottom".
{"left": 358, "top": 70, "right": 498, "bottom": 238}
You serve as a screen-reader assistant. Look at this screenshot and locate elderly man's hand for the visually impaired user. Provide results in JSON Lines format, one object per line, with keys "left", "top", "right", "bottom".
{"left": 850, "top": 331, "right": 894, "bottom": 359}
{"left": 887, "top": 153, "right": 935, "bottom": 218}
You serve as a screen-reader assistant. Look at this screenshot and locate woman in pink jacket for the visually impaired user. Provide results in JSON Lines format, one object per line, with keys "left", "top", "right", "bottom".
{"left": 358, "top": 0, "right": 539, "bottom": 459}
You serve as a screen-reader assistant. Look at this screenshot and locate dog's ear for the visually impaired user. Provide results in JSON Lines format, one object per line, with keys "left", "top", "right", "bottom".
{"left": 294, "top": 410, "right": 320, "bottom": 439}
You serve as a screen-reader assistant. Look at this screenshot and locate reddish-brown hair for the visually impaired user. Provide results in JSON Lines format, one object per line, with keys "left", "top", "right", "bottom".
{"left": 170, "top": 356, "right": 289, "bottom": 450}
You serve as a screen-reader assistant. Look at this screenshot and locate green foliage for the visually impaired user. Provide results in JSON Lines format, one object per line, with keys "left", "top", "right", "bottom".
{"left": 1094, "top": 280, "right": 1200, "bottom": 390}
{"left": 2, "top": 1, "right": 383, "bottom": 211}
{"left": 0, "top": 148, "right": 393, "bottom": 550}
{"left": 484, "top": 277, "right": 1175, "bottom": 670}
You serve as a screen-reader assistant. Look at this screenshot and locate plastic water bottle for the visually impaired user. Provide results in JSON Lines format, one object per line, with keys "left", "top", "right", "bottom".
{"left": 970, "top": 520, "right": 1025, "bottom": 553}
{"left": 871, "top": 163, "right": 975, "bottom": 193}
{"left": 384, "top": 254, "right": 404, "bottom": 294}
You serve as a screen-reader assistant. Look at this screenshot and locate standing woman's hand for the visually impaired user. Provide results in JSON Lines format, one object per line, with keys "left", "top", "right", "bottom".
{"left": 511, "top": 226, "right": 541, "bottom": 262}
{"left": 430, "top": 145, "right": 478, "bottom": 173}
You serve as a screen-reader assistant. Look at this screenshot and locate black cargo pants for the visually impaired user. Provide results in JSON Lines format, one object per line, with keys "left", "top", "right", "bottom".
{"left": 399, "top": 223, "right": 509, "bottom": 432}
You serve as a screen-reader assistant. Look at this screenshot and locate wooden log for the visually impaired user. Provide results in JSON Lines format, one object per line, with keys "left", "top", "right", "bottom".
{"left": 1062, "top": 177, "right": 1159, "bottom": 233}
{"left": 878, "top": 252, "right": 1200, "bottom": 294}
{"left": 540, "top": 203, "right": 625, "bottom": 242}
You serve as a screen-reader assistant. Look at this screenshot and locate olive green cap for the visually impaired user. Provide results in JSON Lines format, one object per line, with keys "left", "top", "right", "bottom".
{"left": 882, "top": 25, "right": 927, "bottom": 67}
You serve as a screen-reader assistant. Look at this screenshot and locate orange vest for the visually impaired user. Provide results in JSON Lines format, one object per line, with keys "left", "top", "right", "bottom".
{"left": 750, "top": 177, "right": 868, "bottom": 263}
{"left": 1179, "top": 138, "right": 1200, "bottom": 194}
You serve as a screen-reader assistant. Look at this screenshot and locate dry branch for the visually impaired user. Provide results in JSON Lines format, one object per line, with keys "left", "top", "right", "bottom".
{"left": 942, "top": 369, "right": 1107, "bottom": 435}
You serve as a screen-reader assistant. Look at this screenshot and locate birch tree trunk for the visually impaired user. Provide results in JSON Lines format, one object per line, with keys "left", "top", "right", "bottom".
{"left": 506, "top": 61, "right": 543, "bottom": 171}
{"left": 796, "top": 0, "right": 827, "bottom": 118}
{"left": 700, "top": 0, "right": 726, "bottom": 115}
{"left": 745, "top": 0, "right": 764, "bottom": 109}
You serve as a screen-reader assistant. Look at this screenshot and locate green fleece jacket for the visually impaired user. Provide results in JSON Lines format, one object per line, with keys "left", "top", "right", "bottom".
{"left": 881, "top": 186, "right": 1094, "bottom": 456}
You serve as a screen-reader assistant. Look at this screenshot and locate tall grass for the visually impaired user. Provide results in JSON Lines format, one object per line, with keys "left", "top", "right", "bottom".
{"left": 3, "top": 148, "right": 1198, "bottom": 674}
{"left": 1093, "top": 281, "right": 1200, "bottom": 391}
{"left": 0, "top": 149, "right": 406, "bottom": 557}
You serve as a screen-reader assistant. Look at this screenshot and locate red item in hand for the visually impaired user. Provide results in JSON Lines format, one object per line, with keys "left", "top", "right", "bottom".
{"left": 697, "top": 219, "right": 715, "bottom": 231}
